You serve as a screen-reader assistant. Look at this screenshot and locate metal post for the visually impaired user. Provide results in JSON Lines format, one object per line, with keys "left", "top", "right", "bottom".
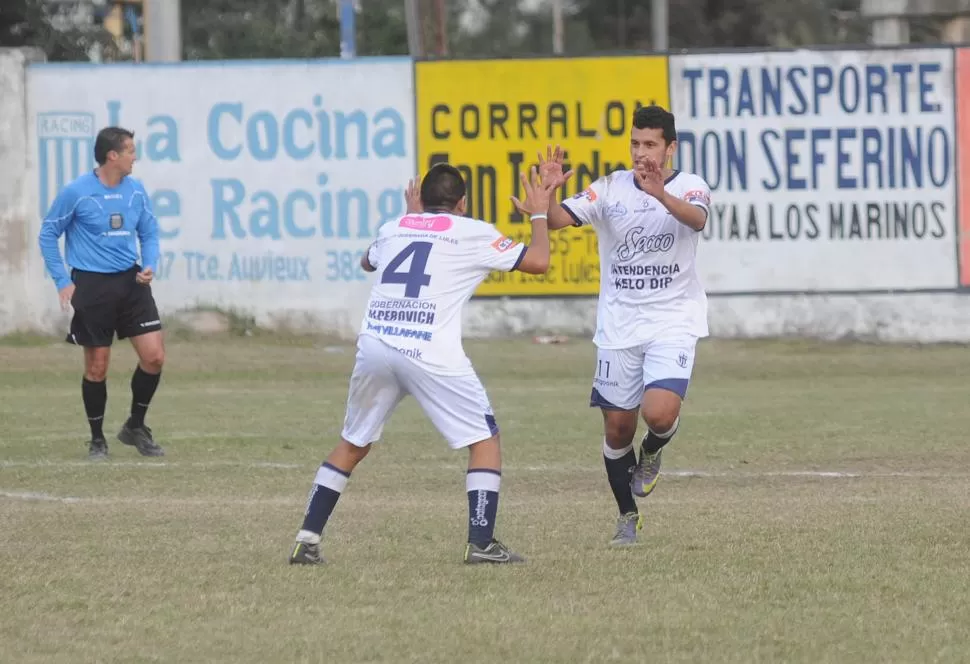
{"left": 125, "top": 4, "right": 143, "bottom": 63}
{"left": 144, "top": 0, "right": 181, "bottom": 62}
{"left": 339, "top": 0, "right": 356, "bottom": 58}
{"left": 552, "top": 0, "right": 564, "bottom": 55}
{"left": 651, "top": 0, "right": 668, "bottom": 52}
{"left": 405, "top": 0, "right": 424, "bottom": 57}
{"left": 860, "top": 0, "right": 909, "bottom": 45}
{"left": 871, "top": 18, "right": 909, "bottom": 44}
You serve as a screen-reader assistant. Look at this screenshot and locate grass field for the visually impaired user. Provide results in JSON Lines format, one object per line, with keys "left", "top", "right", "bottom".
{"left": 2, "top": 334, "right": 969, "bottom": 663}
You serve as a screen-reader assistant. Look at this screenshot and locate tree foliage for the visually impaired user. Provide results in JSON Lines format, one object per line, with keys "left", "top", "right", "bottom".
{"left": 0, "top": 0, "right": 116, "bottom": 61}
{"left": 183, "top": 0, "right": 339, "bottom": 60}
{"left": 182, "top": 0, "right": 412, "bottom": 59}
{"left": 0, "top": 0, "right": 919, "bottom": 63}
{"left": 572, "top": 0, "right": 870, "bottom": 53}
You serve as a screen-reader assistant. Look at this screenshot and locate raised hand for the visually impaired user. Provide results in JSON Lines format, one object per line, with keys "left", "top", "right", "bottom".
{"left": 405, "top": 177, "right": 423, "bottom": 213}
{"left": 537, "top": 144, "right": 575, "bottom": 190}
{"left": 510, "top": 166, "right": 557, "bottom": 218}
{"left": 634, "top": 157, "right": 666, "bottom": 199}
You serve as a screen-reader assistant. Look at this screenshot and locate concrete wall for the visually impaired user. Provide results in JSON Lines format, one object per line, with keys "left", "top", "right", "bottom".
{"left": 0, "top": 48, "right": 54, "bottom": 337}
{"left": 463, "top": 294, "right": 970, "bottom": 343}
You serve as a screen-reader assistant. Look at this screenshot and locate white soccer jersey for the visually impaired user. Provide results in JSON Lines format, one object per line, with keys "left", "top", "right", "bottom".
{"left": 360, "top": 212, "right": 526, "bottom": 376}
{"left": 561, "top": 169, "right": 712, "bottom": 349}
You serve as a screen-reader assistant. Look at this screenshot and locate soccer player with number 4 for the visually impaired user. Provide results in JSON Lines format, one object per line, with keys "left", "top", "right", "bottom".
{"left": 537, "top": 105, "right": 713, "bottom": 546}
{"left": 289, "top": 163, "right": 562, "bottom": 566}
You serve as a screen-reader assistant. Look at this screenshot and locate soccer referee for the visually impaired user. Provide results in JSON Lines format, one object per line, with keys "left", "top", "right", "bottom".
{"left": 38, "top": 127, "right": 166, "bottom": 460}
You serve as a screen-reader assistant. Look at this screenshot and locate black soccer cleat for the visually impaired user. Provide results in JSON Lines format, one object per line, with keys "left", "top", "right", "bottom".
{"left": 118, "top": 424, "right": 164, "bottom": 457}
{"left": 289, "top": 541, "right": 325, "bottom": 565}
{"left": 88, "top": 437, "right": 108, "bottom": 460}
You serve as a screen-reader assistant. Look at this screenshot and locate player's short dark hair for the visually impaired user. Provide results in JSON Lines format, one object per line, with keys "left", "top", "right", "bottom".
{"left": 94, "top": 127, "right": 135, "bottom": 165}
{"left": 420, "top": 163, "right": 466, "bottom": 211}
{"left": 632, "top": 105, "right": 677, "bottom": 144}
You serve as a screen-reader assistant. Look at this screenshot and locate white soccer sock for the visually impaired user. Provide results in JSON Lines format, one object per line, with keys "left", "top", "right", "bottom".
{"left": 648, "top": 416, "right": 680, "bottom": 440}
{"left": 603, "top": 439, "right": 635, "bottom": 459}
{"left": 296, "top": 530, "right": 321, "bottom": 545}
{"left": 466, "top": 469, "right": 502, "bottom": 493}
{"left": 295, "top": 463, "right": 351, "bottom": 545}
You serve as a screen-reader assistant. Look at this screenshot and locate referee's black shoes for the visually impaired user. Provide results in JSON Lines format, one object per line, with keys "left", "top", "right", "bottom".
{"left": 118, "top": 424, "right": 164, "bottom": 457}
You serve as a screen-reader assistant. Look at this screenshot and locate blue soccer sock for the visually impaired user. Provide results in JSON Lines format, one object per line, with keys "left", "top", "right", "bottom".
{"left": 297, "top": 462, "right": 350, "bottom": 544}
{"left": 466, "top": 469, "right": 501, "bottom": 547}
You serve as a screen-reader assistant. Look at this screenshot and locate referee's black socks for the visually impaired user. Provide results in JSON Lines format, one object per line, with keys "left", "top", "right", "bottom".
{"left": 127, "top": 366, "right": 161, "bottom": 429}
{"left": 81, "top": 378, "right": 107, "bottom": 440}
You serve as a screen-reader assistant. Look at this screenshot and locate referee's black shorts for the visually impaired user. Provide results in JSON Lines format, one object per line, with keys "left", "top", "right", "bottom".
{"left": 66, "top": 266, "right": 163, "bottom": 348}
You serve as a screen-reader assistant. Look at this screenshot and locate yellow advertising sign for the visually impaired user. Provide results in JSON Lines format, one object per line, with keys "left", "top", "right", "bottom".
{"left": 416, "top": 56, "right": 670, "bottom": 296}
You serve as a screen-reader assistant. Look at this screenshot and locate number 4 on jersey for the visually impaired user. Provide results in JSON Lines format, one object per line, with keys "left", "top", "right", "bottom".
{"left": 380, "top": 241, "right": 432, "bottom": 298}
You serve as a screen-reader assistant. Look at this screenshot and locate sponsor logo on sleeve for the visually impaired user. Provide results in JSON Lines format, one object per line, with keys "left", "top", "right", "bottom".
{"left": 683, "top": 189, "right": 710, "bottom": 206}
{"left": 491, "top": 236, "right": 518, "bottom": 252}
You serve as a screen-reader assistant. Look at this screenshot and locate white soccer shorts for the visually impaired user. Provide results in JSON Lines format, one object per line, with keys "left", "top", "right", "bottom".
{"left": 589, "top": 335, "right": 698, "bottom": 411}
{"left": 340, "top": 334, "right": 499, "bottom": 449}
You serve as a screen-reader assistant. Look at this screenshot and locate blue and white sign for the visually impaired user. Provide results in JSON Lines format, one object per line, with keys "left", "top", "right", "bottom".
{"left": 670, "top": 49, "right": 957, "bottom": 293}
{"left": 27, "top": 59, "right": 415, "bottom": 326}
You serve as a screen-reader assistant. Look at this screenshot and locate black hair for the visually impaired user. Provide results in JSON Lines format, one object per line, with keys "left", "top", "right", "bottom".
{"left": 632, "top": 105, "right": 677, "bottom": 144}
{"left": 420, "top": 163, "right": 466, "bottom": 211}
{"left": 94, "top": 126, "right": 135, "bottom": 166}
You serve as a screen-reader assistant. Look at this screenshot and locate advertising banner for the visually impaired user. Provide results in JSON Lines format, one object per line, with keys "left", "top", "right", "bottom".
{"left": 416, "top": 56, "right": 670, "bottom": 297}
{"left": 670, "top": 48, "right": 957, "bottom": 293}
{"left": 28, "top": 59, "right": 415, "bottom": 320}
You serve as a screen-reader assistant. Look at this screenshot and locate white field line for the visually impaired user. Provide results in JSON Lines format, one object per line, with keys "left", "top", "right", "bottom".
{"left": 0, "top": 490, "right": 296, "bottom": 506}
{"left": 524, "top": 468, "right": 970, "bottom": 479}
{"left": 2, "top": 468, "right": 967, "bottom": 505}
{"left": 0, "top": 460, "right": 303, "bottom": 469}
{"left": 1, "top": 460, "right": 968, "bottom": 478}
{"left": 12, "top": 431, "right": 270, "bottom": 443}
{"left": 0, "top": 491, "right": 83, "bottom": 503}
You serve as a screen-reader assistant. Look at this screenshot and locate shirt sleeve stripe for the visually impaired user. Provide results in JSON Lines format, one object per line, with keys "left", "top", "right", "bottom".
{"left": 511, "top": 243, "right": 528, "bottom": 271}
{"left": 560, "top": 203, "right": 584, "bottom": 227}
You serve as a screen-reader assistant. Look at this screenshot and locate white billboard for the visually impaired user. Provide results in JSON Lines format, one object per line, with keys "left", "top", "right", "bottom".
{"left": 27, "top": 58, "right": 415, "bottom": 330}
{"left": 670, "top": 48, "right": 957, "bottom": 293}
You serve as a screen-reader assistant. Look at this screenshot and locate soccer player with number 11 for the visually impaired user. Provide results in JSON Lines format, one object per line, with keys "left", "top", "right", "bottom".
{"left": 539, "top": 105, "right": 713, "bottom": 545}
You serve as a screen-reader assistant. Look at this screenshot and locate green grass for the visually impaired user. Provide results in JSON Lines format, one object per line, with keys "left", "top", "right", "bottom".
{"left": 1, "top": 336, "right": 969, "bottom": 663}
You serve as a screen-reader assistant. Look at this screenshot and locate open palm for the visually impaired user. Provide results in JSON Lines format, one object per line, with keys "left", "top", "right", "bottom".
{"left": 537, "top": 144, "right": 574, "bottom": 189}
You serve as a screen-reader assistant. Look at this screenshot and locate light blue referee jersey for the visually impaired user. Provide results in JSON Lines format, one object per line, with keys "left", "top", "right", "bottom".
{"left": 38, "top": 171, "right": 160, "bottom": 291}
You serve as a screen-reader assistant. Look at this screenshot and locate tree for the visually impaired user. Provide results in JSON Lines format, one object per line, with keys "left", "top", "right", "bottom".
{"left": 0, "top": 0, "right": 117, "bottom": 61}
{"left": 572, "top": 0, "right": 869, "bottom": 53}
{"left": 183, "top": 0, "right": 341, "bottom": 60}
{"left": 356, "top": 0, "right": 409, "bottom": 56}
{"left": 3, "top": 0, "right": 876, "bottom": 64}
{"left": 183, "top": 0, "right": 411, "bottom": 60}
